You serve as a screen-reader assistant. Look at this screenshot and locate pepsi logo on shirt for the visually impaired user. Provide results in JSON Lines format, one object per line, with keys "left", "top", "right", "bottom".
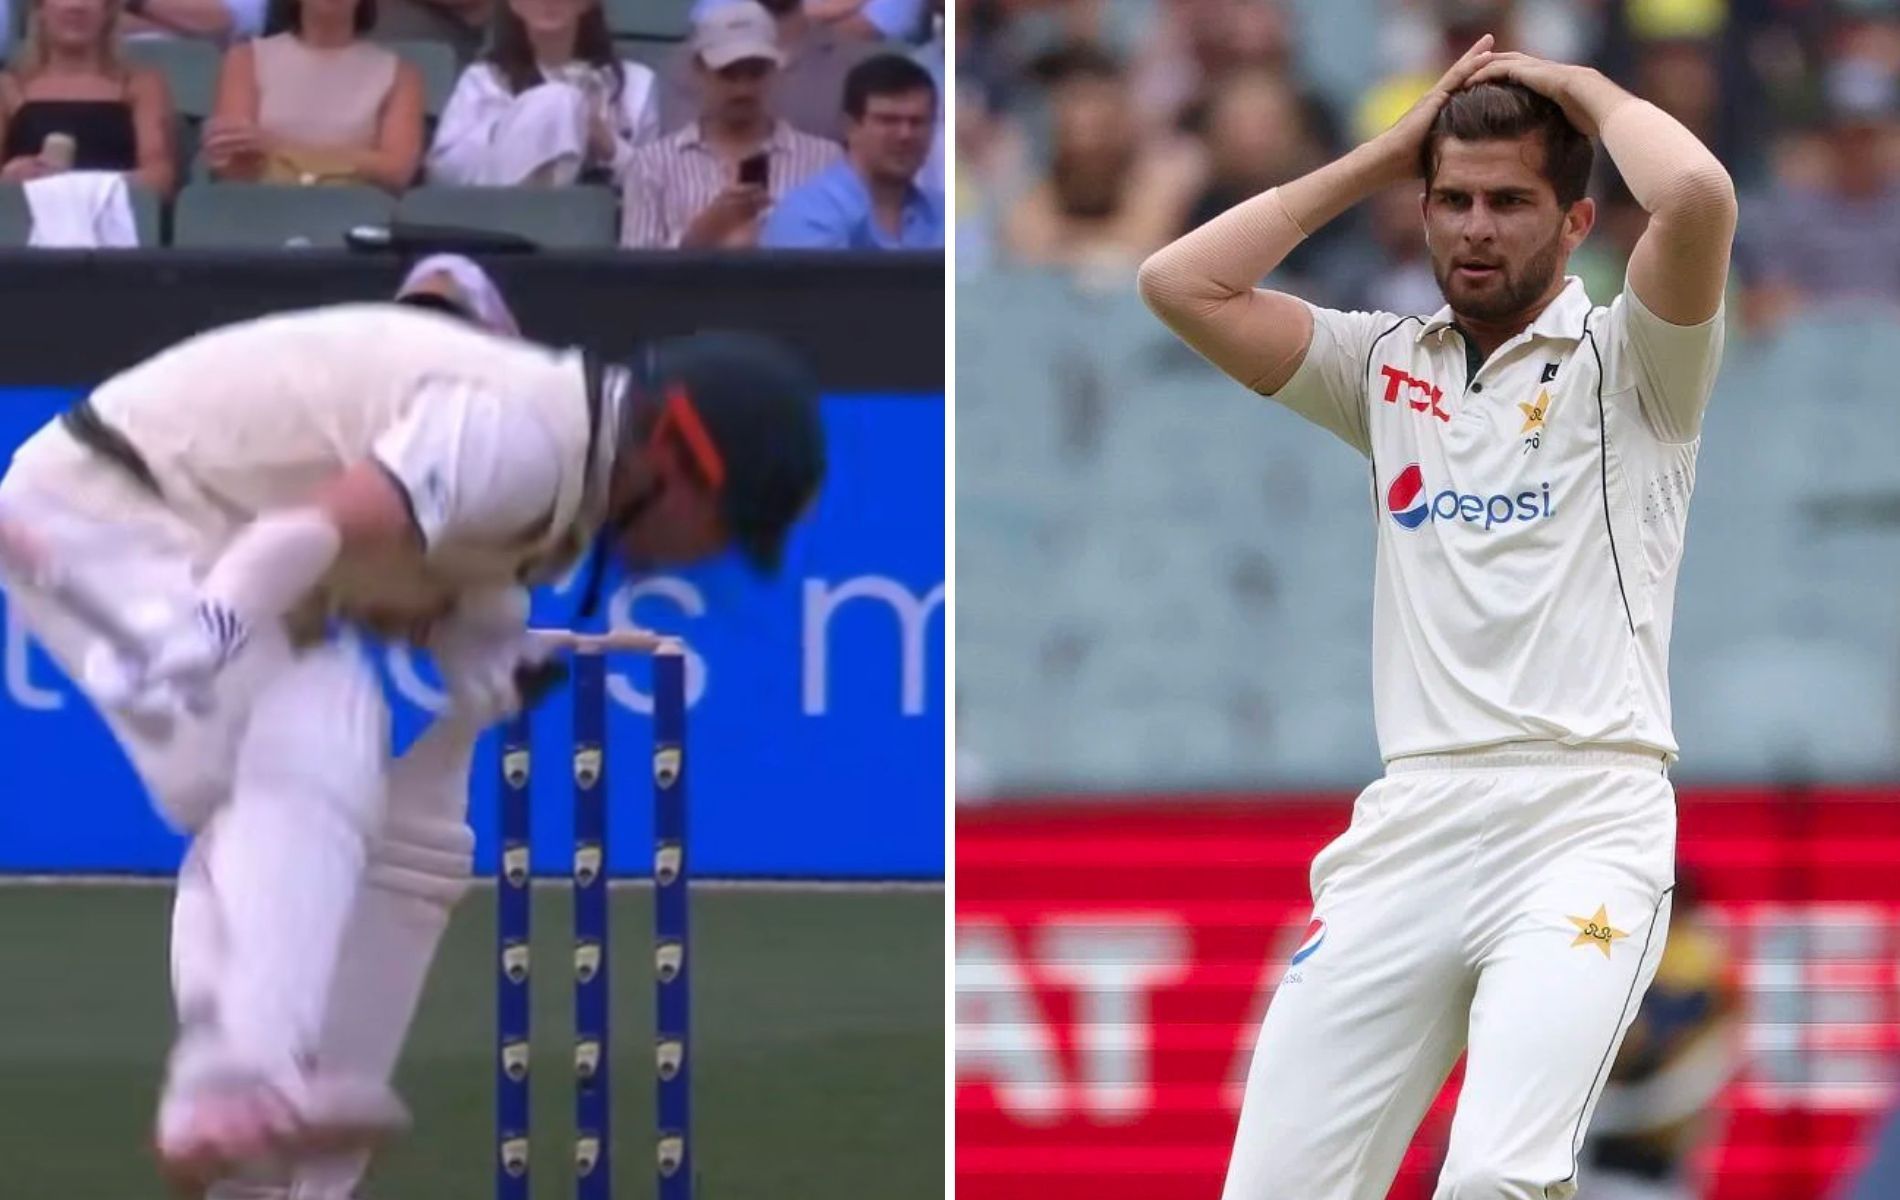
{"left": 1384, "top": 464, "right": 1556, "bottom": 531}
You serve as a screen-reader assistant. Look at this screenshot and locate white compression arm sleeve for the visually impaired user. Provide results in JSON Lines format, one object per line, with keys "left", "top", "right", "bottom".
{"left": 1596, "top": 98, "right": 1732, "bottom": 225}
{"left": 1136, "top": 187, "right": 1315, "bottom": 394}
{"left": 198, "top": 507, "right": 344, "bottom": 631}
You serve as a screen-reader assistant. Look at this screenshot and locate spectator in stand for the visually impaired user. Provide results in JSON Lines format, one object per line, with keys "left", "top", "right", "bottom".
{"left": 762, "top": 53, "right": 941, "bottom": 249}
{"left": 1132, "top": 0, "right": 1333, "bottom": 145}
{"left": 1178, "top": 68, "right": 1320, "bottom": 234}
{"left": 1569, "top": 172, "right": 1650, "bottom": 306}
{"left": 658, "top": 0, "right": 872, "bottom": 145}
{"left": 1355, "top": 6, "right": 1518, "bottom": 145}
{"left": 118, "top": 0, "right": 266, "bottom": 45}
{"left": 1631, "top": 36, "right": 1722, "bottom": 157}
{"left": 1737, "top": 57, "right": 1900, "bottom": 335}
{"left": 1598, "top": 0, "right": 1760, "bottom": 182}
{"left": 1162, "top": 25, "right": 1345, "bottom": 265}
{"left": 953, "top": 0, "right": 1015, "bottom": 103}
{"left": 1000, "top": 44, "right": 1197, "bottom": 271}
{"left": 428, "top": 0, "right": 660, "bottom": 187}
{"left": 691, "top": 0, "right": 925, "bottom": 44}
{"left": 203, "top": 0, "right": 424, "bottom": 191}
{"left": 914, "top": 0, "right": 942, "bottom": 192}
{"left": 620, "top": 0, "right": 838, "bottom": 249}
{"left": 1328, "top": 181, "right": 1443, "bottom": 316}
{"left": 0, "top": 0, "right": 175, "bottom": 197}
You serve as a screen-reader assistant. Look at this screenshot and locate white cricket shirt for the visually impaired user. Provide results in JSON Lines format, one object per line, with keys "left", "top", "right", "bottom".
{"left": 7, "top": 305, "right": 613, "bottom": 629}
{"left": 1270, "top": 276, "right": 1725, "bottom": 761}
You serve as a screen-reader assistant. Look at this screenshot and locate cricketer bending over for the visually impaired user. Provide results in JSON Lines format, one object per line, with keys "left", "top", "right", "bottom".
{"left": 0, "top": 276, "right": 825, "bottom": 1194}
{"left": 1139, "top": 37, "right": 1735, "bottom": 1200}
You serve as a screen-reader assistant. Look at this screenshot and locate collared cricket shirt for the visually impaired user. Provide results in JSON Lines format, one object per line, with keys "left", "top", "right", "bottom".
{"left": 7, "top": 304, "right": 611, "bottom": 629}
{"left": 1268, "top": 276, "right": 1725, "bottom": 761}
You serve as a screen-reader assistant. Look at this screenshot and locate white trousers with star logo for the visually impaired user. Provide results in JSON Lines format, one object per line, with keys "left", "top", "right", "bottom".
{"left": 1222, "top": 744, "right": 1676, "bottom": 1200}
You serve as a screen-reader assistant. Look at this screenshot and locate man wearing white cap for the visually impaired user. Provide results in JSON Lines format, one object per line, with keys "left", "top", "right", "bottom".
{"left": 393, "top": 253, "right": 522, "bottom": 338}
{"left": 621, "top": 0, "right": 840, "bottom": 249}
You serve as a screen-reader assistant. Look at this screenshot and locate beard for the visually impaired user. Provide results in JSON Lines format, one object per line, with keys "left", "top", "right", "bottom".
{"left": 1432, "top": 224, "right": 1564, "bottom": 323}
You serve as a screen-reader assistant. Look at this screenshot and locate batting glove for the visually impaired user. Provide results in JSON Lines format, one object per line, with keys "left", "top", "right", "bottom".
{"left": 430, "top": 587, "right": 553, "bottom": 726}
{"left": 92, "top": 597, "right": 249, "bottom": 722}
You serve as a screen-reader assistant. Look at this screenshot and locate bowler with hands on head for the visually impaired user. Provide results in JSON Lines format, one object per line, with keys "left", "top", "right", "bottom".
{"left": 1140, "top": 35, "right": 1736, "bottom": 1200}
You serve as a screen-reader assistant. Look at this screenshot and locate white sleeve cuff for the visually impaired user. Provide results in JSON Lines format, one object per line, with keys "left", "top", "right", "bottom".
{"left": 200, "top": 507, "right": 343, "bottom": 628}
{"left": 370, "top": 378, "right": 565, "bottom": 550}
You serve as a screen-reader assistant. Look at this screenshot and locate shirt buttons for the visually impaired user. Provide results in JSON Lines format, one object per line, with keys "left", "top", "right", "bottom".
{"left": 1471, "top": 383, "right": 1484, "bottom": 393}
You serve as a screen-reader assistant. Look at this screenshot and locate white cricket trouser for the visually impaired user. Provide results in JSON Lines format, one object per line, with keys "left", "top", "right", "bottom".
{"left": 1572, "top": 1171, "right": 1693, "bottom": 1200}
{"left": 0, "top": 471, "right": 397, "bottom": 1087}
{"left": 0, "top": 473, "right": 274, "bottom": 830}
{"left": 1222, "top": 744, "right": 1677, "bottom": 1200}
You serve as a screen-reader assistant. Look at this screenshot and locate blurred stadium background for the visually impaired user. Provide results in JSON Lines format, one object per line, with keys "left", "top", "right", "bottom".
{"left": 0, "top": 0, "right": 945, "bottom": 1193}
{"left": 954, "top": 0, "right": 1900, "bottom": 1197}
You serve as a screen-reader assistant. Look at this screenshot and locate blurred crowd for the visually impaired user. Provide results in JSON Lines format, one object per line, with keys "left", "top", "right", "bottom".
{"left": 0, "top": 0, "right": 944, "bottom": 249}
{"left": 956, "top": 0, "right": 1900, "bottom": 336}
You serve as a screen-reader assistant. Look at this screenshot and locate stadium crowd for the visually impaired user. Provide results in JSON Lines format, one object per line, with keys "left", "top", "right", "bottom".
{"left": 957, "top": 0, "right": 1900, "bottom": 336}
{"left": 0, "top": 0, "right": 944, "bottom": 247}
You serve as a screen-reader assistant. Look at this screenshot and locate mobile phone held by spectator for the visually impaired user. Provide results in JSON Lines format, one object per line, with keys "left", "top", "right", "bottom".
{"left": 39, "top": 133, "right": 74, "bottom": 172}
{"left": 619, "top": 2, "right": 840, "bottom": 248}
{"left": 739, "top": 151, "right": 770, "bottom": 188}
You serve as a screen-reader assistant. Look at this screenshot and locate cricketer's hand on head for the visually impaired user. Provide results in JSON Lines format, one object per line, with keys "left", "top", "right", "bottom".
{"left": 1462, "top": 51, "right": 1607, "bottom": 137}
{"left": 1367, "top": 34, "right": 1496, "bottom": 182}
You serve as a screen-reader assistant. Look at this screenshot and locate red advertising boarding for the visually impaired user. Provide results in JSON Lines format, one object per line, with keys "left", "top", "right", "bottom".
{"left": 956, "top": 790, "right": 1900, "bottom": 1199}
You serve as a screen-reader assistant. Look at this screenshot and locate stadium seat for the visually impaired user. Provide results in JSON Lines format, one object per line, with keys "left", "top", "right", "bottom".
{"left": 171, "top": 183, "right": 395, "bottom": 248}
{"left": 384, "top": 39, "right": 460, "bottom": 119}
{"left": 0, "top": 186, "right": 33, "bottom": 243}
{"left": 395, "top": 185, "right": 619, "bottom": 249}
{"left": 605, "top": 0, "right": 691, "bottom": 39}
{"left": 128, "top": 182, "right": 161, "bottom": 246}
{"left": 1676, "top": 636, "right": 1900, "bottom": 778}
{"left": 0, "top": 182, "right": 161, "bottom": 246}
{"left": 122, "top": 38, "right": 222, "bottom": 120}
{"left": 613, "top": 35, "right": 683, "bottom": 72}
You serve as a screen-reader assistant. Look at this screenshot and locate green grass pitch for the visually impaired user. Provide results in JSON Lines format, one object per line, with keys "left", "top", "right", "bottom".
{"left": 0, "top": 882, "right": 943, "bottom": 1197}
